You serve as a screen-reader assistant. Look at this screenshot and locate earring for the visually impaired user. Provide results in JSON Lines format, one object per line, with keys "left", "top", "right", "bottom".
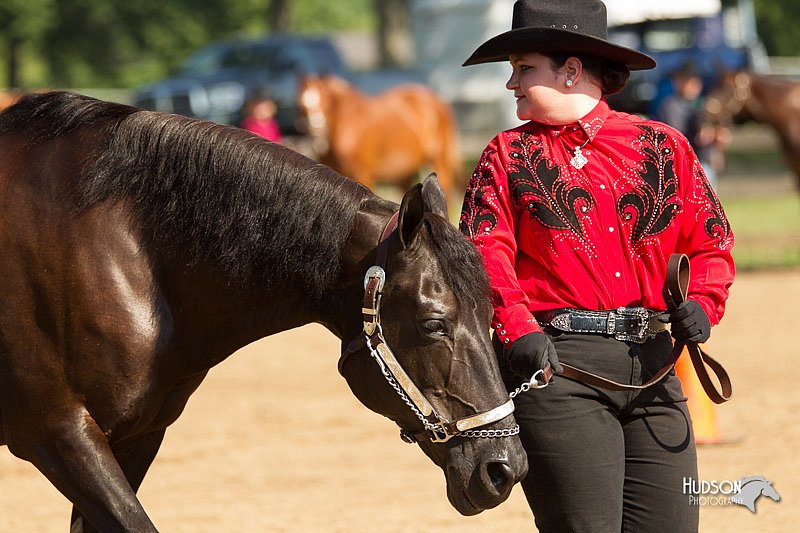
{"left": 565, "top": 79, "right": 574, "bottom": 88}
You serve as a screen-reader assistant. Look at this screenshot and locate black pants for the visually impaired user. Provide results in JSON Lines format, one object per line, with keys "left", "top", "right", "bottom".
{"left": 497, "top": 330, "right": 698, "bottom": 533}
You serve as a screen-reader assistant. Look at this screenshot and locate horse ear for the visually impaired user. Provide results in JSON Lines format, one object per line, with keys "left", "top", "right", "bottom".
{"left": 398, "top": 183, "right": 424, "bottom": 249}
{"left": 421, "top": 173, "right": 448, "bottom": 218}
{"left": 398, "top": 174, "right": 449, "bottom": 248}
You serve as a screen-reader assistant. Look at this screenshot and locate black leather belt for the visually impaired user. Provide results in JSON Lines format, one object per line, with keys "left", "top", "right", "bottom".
{"left": 535, "top": 307, "right": 668, "bottom": 344}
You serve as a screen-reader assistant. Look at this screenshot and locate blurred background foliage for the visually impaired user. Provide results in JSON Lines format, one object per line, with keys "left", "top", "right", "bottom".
{"left": 0, "top": 0, "right": 376, "bottom": 88}
{"left": 3, "top": 0, "right": 800, "bottom": 89}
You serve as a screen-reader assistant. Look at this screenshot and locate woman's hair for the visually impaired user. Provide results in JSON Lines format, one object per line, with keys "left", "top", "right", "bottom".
{"left": 543, "top": 52, "right": 630, "bottom": 96}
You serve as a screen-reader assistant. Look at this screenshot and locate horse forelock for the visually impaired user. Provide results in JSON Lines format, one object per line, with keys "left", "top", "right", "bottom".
{"left": 71, "top": 102, "right": 370, "bottom": 295}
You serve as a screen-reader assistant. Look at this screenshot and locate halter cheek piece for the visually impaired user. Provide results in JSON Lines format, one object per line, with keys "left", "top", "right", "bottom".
{"left": 340, "top": 212, "right": 519, "bottom": 443}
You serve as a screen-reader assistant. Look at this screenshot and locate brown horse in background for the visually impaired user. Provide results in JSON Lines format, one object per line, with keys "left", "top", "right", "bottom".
{"left": 704, "top": 70, "right": 800, "bottom": 190}
{"left": 297, "top": 75, "right": 462, "bottom": 204}
{"left": 0, "top": 90, "right": 24, "bottom": 111}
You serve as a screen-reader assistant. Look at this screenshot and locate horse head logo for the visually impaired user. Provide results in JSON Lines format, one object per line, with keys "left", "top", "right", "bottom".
{"left": 730, "top": 476, "right": 781, "bottom": 513}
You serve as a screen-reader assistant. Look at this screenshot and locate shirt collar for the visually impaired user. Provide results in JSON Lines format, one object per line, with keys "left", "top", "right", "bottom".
{"left": 577, "top": 99, "right": 609, "bottom": 142}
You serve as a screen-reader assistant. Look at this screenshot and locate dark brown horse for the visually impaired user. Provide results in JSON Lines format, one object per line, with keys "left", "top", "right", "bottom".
{"left": 704, "top": 69, "right": 800, "bottom": 189}
{"left": 0, "top": 92, "right": 526, "bottom": 531}
{"left": 297, "top": 75, "right": 462, "bottom": 204}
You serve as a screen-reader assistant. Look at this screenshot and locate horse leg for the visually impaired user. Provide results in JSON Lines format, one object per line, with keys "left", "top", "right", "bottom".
{"left": 69, "top": 430, "right": 167, "bottom": 533}
{"left": 17, "top": 406, "right": 157, "bottom": 532}
{"left": 778, "top": 133, "right": 800, "bottom": 191}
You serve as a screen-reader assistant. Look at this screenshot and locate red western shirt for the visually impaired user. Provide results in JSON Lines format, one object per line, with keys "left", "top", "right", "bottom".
{"left": 459, "top": 100, "right": 735, "bottom": 346}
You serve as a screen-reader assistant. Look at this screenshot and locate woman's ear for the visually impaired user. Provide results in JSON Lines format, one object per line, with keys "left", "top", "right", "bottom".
{"left": 564, "top": 56, "right": 583, "bottom": 83}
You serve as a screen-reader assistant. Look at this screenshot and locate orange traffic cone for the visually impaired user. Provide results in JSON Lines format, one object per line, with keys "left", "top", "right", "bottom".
{"left": 675, "top": 347, "right": 722, "bottom": 445}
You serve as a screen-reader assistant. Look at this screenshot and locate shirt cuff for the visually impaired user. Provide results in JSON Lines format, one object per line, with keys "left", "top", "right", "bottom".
{"left": 492, "top": 303, "right": 541, "bottom": 346}
{"left": 689, "top": 296, "right": 720, "bottom": 327}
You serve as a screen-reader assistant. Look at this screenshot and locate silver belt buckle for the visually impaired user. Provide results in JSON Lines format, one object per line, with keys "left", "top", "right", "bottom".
{"left": 613, "top": 307, "right": 649, "bottom": 343}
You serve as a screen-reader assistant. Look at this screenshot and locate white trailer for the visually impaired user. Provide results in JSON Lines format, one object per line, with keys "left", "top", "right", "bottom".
{"left": 411, "top": 0, "right": 517, "bottom": 143}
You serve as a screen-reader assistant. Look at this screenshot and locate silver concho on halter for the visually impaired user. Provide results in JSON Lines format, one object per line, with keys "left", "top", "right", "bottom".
{"left": 364, "top": 265, "right": 386, "bottom": 291}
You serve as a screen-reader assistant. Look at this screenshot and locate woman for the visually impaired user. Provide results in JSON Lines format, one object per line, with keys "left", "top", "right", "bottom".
{"left": 459, "top": 1, "right": 734, "bottom": 531}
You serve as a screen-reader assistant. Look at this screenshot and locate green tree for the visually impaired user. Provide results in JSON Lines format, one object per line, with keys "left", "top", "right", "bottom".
{"left": 1, "top": 0, "right": 375, "bottom": 89}
{"left": 376, "top": 0, "right": 410, "bottom": 68}
{"left": 0, "top": 0, "right": 56, "bottom": 87}
{"left": 752, "top": 0, "right": 800, "bottom": 56}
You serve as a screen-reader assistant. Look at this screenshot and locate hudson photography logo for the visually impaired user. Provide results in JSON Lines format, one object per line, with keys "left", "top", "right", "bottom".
{"left": 683, "top": 476, "right": 781, "bottom": 512}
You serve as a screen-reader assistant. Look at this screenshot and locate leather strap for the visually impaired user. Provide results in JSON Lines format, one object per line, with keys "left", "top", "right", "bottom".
{"left": 663, "top": 254, "right": 733, "bottom": 404}
{"left": 340, "top": 212, "right": 399, "bottom": 372}
{"left": 548, "top": 254, "right": 732, "bottom": 402}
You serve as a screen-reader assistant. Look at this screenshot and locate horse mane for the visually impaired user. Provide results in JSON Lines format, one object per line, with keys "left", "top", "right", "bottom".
{"left": 1, "top": 91, "right": 372, "bottom": 296}
{"left": 423, "top": 214, "right": 490, "bottom": 310}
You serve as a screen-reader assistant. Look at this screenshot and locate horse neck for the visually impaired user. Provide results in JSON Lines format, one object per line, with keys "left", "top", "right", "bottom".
{"left": 324, "top": 83, "right": 368, "bottom": 135}
{"left": 155, "top": 259, "right": 319, "bottom": 372}
{"left": 746, "top": 75, "right": 790, "bottom": 126}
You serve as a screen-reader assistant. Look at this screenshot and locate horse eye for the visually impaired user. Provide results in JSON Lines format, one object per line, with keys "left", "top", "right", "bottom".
{"left": 422, "top": 319, "right": 448, "bottom": 337}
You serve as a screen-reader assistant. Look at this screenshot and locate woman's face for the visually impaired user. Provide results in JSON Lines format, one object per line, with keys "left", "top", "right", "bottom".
{"left": 507, "top": 52, "right": 568, "bottom": 123}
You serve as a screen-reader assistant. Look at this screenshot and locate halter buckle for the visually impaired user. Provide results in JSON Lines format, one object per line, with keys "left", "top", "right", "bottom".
{"left": 363, "top": 265, "right": 386, "bottom": 291}
{"left": 427, "top": 422, "right": 456, "bottom": 443}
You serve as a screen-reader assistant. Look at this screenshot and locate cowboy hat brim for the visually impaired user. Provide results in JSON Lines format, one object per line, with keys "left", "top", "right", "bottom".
{"left": 462, "top": 27, "right": 656, "bottom": 70}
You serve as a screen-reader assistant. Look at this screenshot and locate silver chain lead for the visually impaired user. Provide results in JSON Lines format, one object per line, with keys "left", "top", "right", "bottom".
{"left": 509, "top": 369, "right": 550, "bottom": 399}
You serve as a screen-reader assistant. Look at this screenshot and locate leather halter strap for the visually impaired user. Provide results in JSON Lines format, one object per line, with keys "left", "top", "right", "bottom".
{"left": 552, "top": 254, "right": 732, "bottom": 403}
{"left": 340, "top": 211, "right": 399, "bottom": 367}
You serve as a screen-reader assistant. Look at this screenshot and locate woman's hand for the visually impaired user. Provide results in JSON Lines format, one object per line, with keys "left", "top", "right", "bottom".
{"left": 506, "top": 332, "right": 562, "bottom": 379}
{"left": 667, "top": 300, "right": 711, "bottom": 343}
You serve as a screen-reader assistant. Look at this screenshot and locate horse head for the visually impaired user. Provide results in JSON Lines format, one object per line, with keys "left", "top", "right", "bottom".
{"left": 704, "top": 69, "right": 756, "bottom": 126}
{"left": 296, "top": 74, "right": 349, "bottom": 155}
{"left": 337, "top": 174, "right": 527, "bottom": 515}
{"left": 297, "top": 75, "right": 325, "bottom": 135}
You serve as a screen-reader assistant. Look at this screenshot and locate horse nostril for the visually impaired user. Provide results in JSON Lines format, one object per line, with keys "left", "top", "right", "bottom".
{"left": 466, "top": 458, "right": 516, "bottom": 510}
{"left": 486, "top": 460, "right": 515, "bottom": 493}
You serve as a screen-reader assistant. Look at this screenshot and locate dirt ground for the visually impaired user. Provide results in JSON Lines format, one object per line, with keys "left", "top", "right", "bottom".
{"left": 0, "top": 268, "right": 795, "bottom": 532}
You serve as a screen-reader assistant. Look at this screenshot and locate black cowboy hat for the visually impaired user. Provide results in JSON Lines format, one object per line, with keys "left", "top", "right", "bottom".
{"left": 463, "top": 0, "right": 655, "bottom": 70}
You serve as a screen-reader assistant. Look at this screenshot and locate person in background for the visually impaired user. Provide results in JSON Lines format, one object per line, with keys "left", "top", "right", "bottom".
{"left": 459, "top": 1, "right": 735, "bottom": 531}
{"left": 240, "top": 91, "right": 282, "bottom": 143}
{"left": 657, "top": 63, "right": 731, "bottom": 189}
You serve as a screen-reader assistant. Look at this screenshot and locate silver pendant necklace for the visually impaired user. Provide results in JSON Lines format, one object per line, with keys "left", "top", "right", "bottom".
{"left": 570, "top": 138, "right": 591, "bottom": 170}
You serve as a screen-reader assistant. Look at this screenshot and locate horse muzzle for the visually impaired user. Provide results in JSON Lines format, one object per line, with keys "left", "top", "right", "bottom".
{"left": 443, "top": 435, "right": 528, "bottom": 515}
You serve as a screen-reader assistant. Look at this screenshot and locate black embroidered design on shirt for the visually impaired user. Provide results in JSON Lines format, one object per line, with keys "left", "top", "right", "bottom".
{"left": 508, "top": 134, "right": 594, "bottom": 238}
{"left": 617, "top": 125, "right": 682, "bottom": 244}
{"left": 460, "top": 164, "right": 499, "bottom": 237}
{"left": 699, "top": 169, "right": 733, "bottom": 246}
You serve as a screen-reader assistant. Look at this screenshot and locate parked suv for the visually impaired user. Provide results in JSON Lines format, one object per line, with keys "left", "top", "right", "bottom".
{"left": 133, "top": 34, "right": 348, "bottom": 132}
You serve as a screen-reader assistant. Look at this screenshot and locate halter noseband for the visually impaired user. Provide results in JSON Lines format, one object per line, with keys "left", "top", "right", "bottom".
{"left": 339, "top": 212, "right": 519, "bottom": 443}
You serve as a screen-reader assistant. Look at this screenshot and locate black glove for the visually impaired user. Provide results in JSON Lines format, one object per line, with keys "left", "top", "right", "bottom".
{"left": 667, "top": 300, "right": 711, "bottom": 343}
{"left": 505, "top": 332, "right": 562, "bottom": 380}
